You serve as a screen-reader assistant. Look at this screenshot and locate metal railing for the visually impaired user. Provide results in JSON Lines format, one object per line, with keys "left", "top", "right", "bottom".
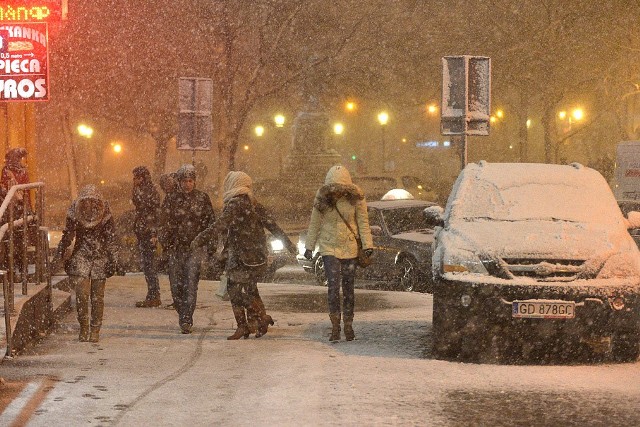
{"left": 1, "top": 182, "right": 48, "bottom": 358}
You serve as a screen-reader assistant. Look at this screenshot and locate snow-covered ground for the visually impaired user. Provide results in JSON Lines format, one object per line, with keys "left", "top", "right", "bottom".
{"left": 1, "top": 274, "right": 639, "bottom": 426}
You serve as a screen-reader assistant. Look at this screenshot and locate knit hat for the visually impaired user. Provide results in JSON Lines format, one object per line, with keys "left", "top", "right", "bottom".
{"left": 176, "top": 164, "right": 196, "bottom": 181}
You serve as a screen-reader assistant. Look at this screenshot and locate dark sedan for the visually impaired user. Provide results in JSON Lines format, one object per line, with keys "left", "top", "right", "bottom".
{"left": 619, "top": 200, "right": 640, "bottom": 249}
{"left": 296, "top": 198, "right": 438, "bottom": 292}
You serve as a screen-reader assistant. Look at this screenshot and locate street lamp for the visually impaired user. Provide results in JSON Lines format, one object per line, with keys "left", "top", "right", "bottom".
{"left": 377, "top": 111, "right": 389, "bottom": 172}
{"left": 274, "top": 114, "right": 285, "bottom": 128}
{"left": 254, "top": 125, "right": 265, "bottom": 137}
{"left": 77, "top": 124, "right": 93, "bottom": 138}
{"left": 345, "top": 101, "right": 357, "bottom": 112}
{"left": 111, "top": 142, "right": 122, "bottom": 154}
{"left": 273, "top": 114, "right": 286, "bottom": 173}
{"left": 333, "top": 122, "right": 344, "bottom": 135}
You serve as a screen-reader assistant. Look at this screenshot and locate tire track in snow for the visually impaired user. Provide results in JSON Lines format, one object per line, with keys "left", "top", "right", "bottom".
{"left": 109, "top": 316, "right": 214, "bottom": 426}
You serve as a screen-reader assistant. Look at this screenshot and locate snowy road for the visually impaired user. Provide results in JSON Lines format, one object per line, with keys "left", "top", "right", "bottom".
{"left": 1, "top": 273, "right": 640, "bottom": 426}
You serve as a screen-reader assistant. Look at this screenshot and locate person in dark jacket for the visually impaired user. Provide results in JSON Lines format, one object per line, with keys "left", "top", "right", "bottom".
{"left": 52, "top": 185, "right": 122, "bottom": 342}
{"left": 158, "top": 171, "right": 179, "bottom": 306}
{"left": 0, "top": 147, "right": 30, "bottom": 198}
{"left": 132, "top": 166, "right": 162, "bottom": 308}
{"left": 192, "top": 171, "right": 296, "bottom": 340}
{"left": 159, "top": 164, "right": 215, "bottom": 334}
{"left": 0, "top": 147, "right": 32, "bottom": 281}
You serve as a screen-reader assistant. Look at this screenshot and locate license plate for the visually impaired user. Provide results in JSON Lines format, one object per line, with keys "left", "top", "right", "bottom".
{"left": 512, "top": 300, "right": 575, "bottom": 319}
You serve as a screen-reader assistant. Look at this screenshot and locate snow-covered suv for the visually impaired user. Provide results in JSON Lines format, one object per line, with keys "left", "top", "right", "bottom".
{"left": 429, "top": 161, "right": 640, "bottom": 363}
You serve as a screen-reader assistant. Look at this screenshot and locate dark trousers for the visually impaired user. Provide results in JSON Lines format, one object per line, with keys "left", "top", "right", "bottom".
{"left": 322, "top": 256, "right": 356, "bottom": 318}
{"left": 167, "top": 249, "right": 202, "bottom": 327}
{"left": 227, "top": 276, "right": 261, "bottom": 308}
{"left": 137, "top": 235, "right": 159, "bottom": 299}
{"left": 70, "top": 276, "right": 106, "bottom": 329}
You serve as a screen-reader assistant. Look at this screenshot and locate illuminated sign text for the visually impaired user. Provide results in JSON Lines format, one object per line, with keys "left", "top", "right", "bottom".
{"left": 0, "top": 2, "right": 64, "bottom": 22}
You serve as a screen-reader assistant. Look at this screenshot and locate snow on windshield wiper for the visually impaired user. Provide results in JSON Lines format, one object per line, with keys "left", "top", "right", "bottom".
{"left": 464, "top": 216, "right": 579, "bottom": 223}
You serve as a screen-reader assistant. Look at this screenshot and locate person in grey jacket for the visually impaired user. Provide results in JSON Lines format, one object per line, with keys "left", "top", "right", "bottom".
{"left": 52, "top": 185, "right": 122, "bottom": 342}
{"left": 159, "top": 164, "right": 216, "bottom": 334}
{"left": 304, "top": 165, "right": 373, "bottom": 342}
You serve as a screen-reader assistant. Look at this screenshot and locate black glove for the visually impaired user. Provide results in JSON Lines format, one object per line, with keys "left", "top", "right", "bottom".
{"left": 304, "top": 249, "right": 313, "bottom": 260}
{"left": 364, "top": 248, "right": 374, "bottom": 257}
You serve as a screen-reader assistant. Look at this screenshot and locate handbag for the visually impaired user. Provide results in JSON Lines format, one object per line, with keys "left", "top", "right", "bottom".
{"left": 334, "top": 202, "right": 372, "bottom": 268}
{"left": 216, "top": 273, "right": 230, "bottom": 300}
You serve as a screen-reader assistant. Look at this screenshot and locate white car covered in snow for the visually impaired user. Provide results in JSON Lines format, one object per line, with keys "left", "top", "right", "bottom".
{"left": 428, "top": 161, "right": 640, "bottom": 363}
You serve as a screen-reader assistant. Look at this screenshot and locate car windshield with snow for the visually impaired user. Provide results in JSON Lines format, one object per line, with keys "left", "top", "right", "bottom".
{"left": 430, "top": 161, "right": 640, "bottom": 363}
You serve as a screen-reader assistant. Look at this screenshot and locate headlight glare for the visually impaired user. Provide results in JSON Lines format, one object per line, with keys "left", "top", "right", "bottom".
{"left": 270, "top": 239, "right": 284, "bottom": 251}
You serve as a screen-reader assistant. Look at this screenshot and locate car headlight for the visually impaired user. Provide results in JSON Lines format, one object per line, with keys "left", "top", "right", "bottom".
{"left": 442, "top": 249, "right": 488, "bottom": 275}
{"left": 270, "top": 239, "right": 285, "bottom": 251}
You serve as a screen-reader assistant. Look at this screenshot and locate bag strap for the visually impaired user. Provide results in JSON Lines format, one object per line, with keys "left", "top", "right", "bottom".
{"left": 333, "top": 201, "right": 359, "bottom": 241}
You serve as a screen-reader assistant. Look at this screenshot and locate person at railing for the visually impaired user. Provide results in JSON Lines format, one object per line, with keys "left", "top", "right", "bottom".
{"left": 51, "top": 185, "right": 124, "bottom": 343}
{"left": 0, "top": 147, "right": 32, "bottom": 282}
{"left": 132, "top": 166, "right": 162, "bottom": 308}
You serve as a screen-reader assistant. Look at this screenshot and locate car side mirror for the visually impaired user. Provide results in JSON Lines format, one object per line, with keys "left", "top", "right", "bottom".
{"left": 627, "top": 211, "right": 640, "bottom": 229}
{"left": 424, "top": 206, "right": 444, "bottom": 228}
{"left": 370, "top": 225, "right": 383, "bottom": 236}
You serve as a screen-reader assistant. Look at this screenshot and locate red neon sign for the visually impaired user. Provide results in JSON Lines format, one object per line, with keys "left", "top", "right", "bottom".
{"left": 0, "top": 1, "right": 65, "bottom": 23}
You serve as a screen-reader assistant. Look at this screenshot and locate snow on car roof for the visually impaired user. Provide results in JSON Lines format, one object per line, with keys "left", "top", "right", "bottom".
{"left": 441, "top": 162, "right": 640, "bottom": 267}
{"left": 368, "top": 199, "right": 434, "bottom": 209}
{"left": 448, "top": 161, "right": 622, "bottom": 225}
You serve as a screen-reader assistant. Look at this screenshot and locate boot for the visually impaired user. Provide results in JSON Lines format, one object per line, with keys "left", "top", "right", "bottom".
{"left": 136, "top": 296, "right": 162, "bottom": 308}
{"left": 329, "top": 313, "right": 341, "bottom": 342}
{"left": 343, "top": 315, "right": 355, "bottom": 341}
{"left": 79, "top": 323, "right": 90, "bottom": 342}
{"left": 251, "top": 298, "right": 274, "bottom": 338}
{"left": 246, "top": 305, "right": 259, "bottom": 335}
{"left": 228, "top": 305, "right": 250, "bottom": 340}
{"left": 89, "top": 326, "right": 100, "bottom": 343}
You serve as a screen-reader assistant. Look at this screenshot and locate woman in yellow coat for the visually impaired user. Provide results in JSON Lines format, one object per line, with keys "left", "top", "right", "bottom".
{"left": 304, "top": 165, "right": 373, "bottom": 341}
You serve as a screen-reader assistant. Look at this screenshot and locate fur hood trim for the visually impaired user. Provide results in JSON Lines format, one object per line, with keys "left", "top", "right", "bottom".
{"left": 314, "top": 183, "right": 364, "bottom": 213}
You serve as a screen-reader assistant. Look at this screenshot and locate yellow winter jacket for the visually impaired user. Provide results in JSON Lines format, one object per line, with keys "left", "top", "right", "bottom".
{"left": 305, "top": 166, "right": 373, "bottom": 259}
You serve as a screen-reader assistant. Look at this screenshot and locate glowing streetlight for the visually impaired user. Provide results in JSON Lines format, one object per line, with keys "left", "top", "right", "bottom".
{"left": 496, "top": 109, "right": 504, "bottom": 119}
{"left": 243, "top": 144, "right": 250, "bottom": 151}
{"left": 558, "top": 111, "right": 567, "bottom": 120}
{"left": 526, "top": 119, "right": 532, "bottom": 129}
{"left": 333, "top": 122, "right": 344, "bottom": 135}
{"left": 112, "top": 143, "right": 122, "bottom": 154}
{"left": 377, "top": 111, "right": 389, "bottom": 172}
{"left": 274, "top": 114, "right": 285, "bottom": 128}
{"left": 377, "top": 111, "right": 389, "bottom": 126}
{"left": 345, "top": 101, "right": 357, "bottom": 112}
{"left": 427, "top": 104, "right": 438, "bottom": 115}
{"left": 254, "top": 125, "right": 265, "bottom": 137}
{"left": 571, "top": 108, "right": 584, "bottom": 121}
{"left": 77, "top": 124, "right": 94, "bottom": 138}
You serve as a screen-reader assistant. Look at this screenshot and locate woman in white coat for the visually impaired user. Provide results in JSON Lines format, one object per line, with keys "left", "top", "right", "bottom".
{"left": 304, "top": 165, "right": 373, "bottom": 341}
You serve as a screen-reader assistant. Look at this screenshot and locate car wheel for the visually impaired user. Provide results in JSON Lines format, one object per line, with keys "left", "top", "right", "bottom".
{"left": 314, "top": 256, "right": 328, "bottom": 287}
{"left": 397, "top": 256, "right": 419, "bottom": 292}
{"left": 612, "top": 331, "right": 640, "bottom": 362}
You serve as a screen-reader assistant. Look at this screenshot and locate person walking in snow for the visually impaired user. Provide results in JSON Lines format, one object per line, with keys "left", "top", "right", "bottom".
{"left": 304, "top": 165, "right": 373, "bottom": 342}
{"left": 132, "top": 166, "right": 162, "bottom": 308}
{"left": 159, "top": 164, "right": 215, "bottom": 334}
{"left": 52, "top": 185, "right": 122, "bottom": 343}
{"left": 158, "top": 171, "right": 179, "bottom": 306}
{"left": 0, "top": 147, "right": 32, "bottom": 281}
{"left": 192, "top": 171, "right": 296, "bottom": 340}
